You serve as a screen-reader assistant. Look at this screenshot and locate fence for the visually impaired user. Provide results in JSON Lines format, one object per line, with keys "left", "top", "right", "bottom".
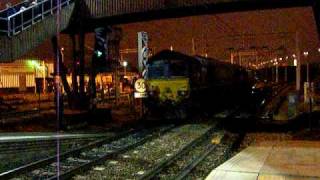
{"left": 0, "top": 0, "right": 72, "bottom": 36}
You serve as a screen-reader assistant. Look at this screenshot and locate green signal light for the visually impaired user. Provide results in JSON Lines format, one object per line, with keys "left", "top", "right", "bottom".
{"left": 96, "top": 50, "right": 103, "bottom": 57}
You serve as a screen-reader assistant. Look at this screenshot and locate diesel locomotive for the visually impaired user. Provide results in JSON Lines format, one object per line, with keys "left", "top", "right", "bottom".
{"left": 145, "top": 50, "right": 254, "bottom": 119}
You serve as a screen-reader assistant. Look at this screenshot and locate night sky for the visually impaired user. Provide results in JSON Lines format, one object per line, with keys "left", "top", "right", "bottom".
{"left": 119, "top": 7, "right": 319, "bottom": 65}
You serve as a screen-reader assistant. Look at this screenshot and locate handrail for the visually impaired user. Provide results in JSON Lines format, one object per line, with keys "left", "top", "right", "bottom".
{"left": 0, "top": 0, "right": 72, "bottom": 37}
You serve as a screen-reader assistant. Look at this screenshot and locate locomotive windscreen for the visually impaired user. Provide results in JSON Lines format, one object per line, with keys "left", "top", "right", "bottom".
{"left": 148, "top": 60, "right": 169, "bottom": 78}
{"left": 170, "top": 59, "right": 188, "bottom": 77}
{"left": 148, "top": 59, "right": 188, "bottom": 78}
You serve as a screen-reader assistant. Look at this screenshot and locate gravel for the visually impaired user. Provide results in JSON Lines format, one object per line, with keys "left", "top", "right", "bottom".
{"left": 155, "top": 132, "right": 224, "bottom": 179}
{"left": 73, "top": 124, "right": 212, "bottom": 180}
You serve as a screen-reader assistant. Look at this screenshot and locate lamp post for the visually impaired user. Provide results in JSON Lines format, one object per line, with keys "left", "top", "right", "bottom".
{"left": 42, "top": 60, "right": 46, "bottom": 94}
{"left": 123, "top": 60, "right": 128, "bottom": 77}
{"left": 303, "top": 51, "right": 309, "bottom": 82}
{"left": 275, "top": 58, "right": 279, "bottom": 83}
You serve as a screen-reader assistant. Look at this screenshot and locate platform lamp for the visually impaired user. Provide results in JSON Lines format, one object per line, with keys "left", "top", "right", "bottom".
{"left": 303, "top": 51, "right": 313, "bottom": 129}
{"left": 122, "top": 60, "right": 128, "bottom": 77}
{"left": 303, "top": 51, "right": 309, "bottom": 83}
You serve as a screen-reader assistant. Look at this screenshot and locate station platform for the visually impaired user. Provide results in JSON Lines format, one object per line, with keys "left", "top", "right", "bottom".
{"left": 206, "top": 141, "right": 320, "bottom": 180}
{"left": 0, "top": 132, "right": 111, "bottom": 143}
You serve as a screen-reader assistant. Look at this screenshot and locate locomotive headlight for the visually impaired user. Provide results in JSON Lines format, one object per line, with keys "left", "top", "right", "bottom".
{"left": 149, "top": 90, "right": 155, "bottom": 96}
{"left": 178, "top": 90, "right": 188, "bottom": 97}
{"left": 148, "top": 85, "right": 159, "bottom": 97}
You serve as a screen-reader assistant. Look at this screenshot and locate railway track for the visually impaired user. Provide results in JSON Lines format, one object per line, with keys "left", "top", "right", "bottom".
{"left": 138, "top": 128, "right": 222, "bottom": 180}
{"left": 1, "top": 111, "right": 245, "bottom": 179}
{"left": 0, "top": 135, "right": 111, "bottom": 176}
{"left": 69, "top": 123, "right": 219, "bottom": 180}
{"left": 186, "top": 133, "right": 241, "bottom": 179}
{"left": 0, "top": 136, "right": 107, "bottom": 154}
{"left": 137, "top": 112, "right": 244, "bottom": 180}
{"left": 0, "top": 125, "right": 175, "bottom": 179}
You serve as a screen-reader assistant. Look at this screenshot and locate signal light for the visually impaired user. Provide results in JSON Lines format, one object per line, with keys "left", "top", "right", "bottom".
{"left": 96, "top": 50, "right": 103, "bottom": 57}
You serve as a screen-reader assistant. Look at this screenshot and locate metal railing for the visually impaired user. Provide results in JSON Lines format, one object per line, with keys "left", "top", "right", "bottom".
{"left": 0, "top": 0, "right": 72, "bottom": 37}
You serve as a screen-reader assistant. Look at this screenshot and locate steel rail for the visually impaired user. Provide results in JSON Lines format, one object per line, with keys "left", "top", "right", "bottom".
{"left": 0, "top": 128, "right": 137, "bottom": 179}
{"left": 174, "top": 142, "right": 218, "bottom": 180}
{"left": 138, "top": 123, "right": 218, "bottom": 180}
{"left": 0, "top": 137, "right": 101, "bottom": 154}
{"left": 47, "top": 125, "right": 176, "bottom": 180}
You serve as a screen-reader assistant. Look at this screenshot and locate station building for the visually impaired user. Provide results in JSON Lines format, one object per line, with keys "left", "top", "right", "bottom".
{"left": 0, "top": 59, "right": 54, "bottom": 93}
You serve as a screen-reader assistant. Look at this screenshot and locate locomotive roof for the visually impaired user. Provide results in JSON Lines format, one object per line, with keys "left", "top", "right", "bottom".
{"left": 148, "top": 50, "right": 201, "bottom": 64}
{"left": 148, "top": 50, "right": 243, "bottom": 70}
{"left": 195, "top": 55, "right": 243, "bottom": 69}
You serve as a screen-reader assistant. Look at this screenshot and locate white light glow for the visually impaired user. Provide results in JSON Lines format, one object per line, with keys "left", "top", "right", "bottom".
{"left": 123, "top": 61, "right": 128, "bottom": 67}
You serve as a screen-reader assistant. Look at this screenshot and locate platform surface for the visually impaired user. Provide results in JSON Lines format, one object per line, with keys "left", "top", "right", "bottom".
{"left": 206, "top": 141, "right": 320, "bottom": 180}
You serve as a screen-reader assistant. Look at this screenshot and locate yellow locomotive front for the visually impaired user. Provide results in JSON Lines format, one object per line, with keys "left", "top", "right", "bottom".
{"left": 145, "top": 50, "right": 192, "bottom": 119}
{"left": 147, "top": 78, "right": 190, "bottom": 104}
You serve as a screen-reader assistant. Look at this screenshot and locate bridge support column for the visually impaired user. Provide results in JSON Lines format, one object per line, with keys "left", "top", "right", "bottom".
{"left": 70, "top": 34, "right": 79, "bottom": 94}
{"left": 51, "top": 36, "right": 64, "bottom": 130}
{"left": 78, "top": 33, "right": 86, "bottom": 97}
{"left": 108, "top": 28, "right": 122, "bottom": 106}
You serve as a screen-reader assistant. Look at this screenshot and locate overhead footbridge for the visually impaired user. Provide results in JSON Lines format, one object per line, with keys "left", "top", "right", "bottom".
{"left": 0, "top": 0, "right": 74, "bottom": 62}
{"left": 83, "top": 0, "right": 319, "bottom": 28}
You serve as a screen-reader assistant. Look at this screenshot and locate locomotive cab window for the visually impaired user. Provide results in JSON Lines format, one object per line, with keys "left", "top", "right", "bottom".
{"left": 169, "top": 59, "right": 188, "bottom": 77}
{"left": 148, "top": 60, "right": 170, "bottom": 79}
